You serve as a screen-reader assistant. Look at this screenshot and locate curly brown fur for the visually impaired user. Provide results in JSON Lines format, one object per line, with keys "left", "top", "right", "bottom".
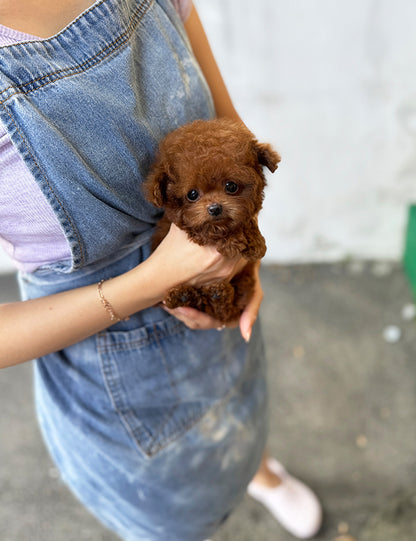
{"left": 144, "top": 118, "right": 280, "bottom": 323}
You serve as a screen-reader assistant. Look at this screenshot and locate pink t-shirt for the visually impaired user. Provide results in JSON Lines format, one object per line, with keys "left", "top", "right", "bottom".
{"left": 0, "top": 0, "right": 192, "bottom": 272}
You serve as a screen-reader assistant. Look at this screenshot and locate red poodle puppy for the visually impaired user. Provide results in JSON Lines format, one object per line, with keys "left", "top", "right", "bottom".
{"left": 144, "top": 118, "right": 280, "bottom": 323}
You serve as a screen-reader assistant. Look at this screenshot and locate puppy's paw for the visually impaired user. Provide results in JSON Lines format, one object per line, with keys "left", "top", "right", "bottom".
{"left": 198, "top": 282, "right": 237, "bottom": 322}
{"left": 203, "top": 282, "right": 235, "bottom": 303}
{"left": 165, "top": 286, "right": 198, "bottom": 309}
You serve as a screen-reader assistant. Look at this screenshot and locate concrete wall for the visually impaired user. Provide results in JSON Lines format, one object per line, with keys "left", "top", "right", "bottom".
{"left": 1, "top": 0, "right": 416, "bottom": 272}
{"left": 195, "top": 0, "right": 416, "bottom": 263}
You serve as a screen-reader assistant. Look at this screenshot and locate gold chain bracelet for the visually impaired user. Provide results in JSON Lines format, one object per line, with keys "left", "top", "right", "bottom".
{"left": 97, "top": 279, "right": 130, "bottom": 323}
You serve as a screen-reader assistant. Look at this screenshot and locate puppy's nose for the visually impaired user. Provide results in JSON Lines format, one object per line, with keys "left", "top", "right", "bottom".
{"left": 207, "top": 203, "right": 223, "bottom": 217}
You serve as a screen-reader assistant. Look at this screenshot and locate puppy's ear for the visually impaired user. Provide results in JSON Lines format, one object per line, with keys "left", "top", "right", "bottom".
{"left": 254, "top": 142, "right": 281, "bottom": 173}
{"left": 145, "top": 162, "right": 170, "bottom": 207}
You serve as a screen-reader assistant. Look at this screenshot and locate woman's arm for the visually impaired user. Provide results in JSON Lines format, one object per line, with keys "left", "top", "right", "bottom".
{"left": 0, "top": 225, "right": 243, "bottom": 369}
{"left": 184, "top": 4, "right": 240, "bottom": 121}
{"left": 172, "top": 3, "right": 264, "bottom": 341}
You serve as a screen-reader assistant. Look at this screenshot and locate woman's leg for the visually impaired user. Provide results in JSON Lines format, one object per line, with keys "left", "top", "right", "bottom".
{"left": 251, "top": 450, "right": 282, "bottom": 487}
{"left": 248, "top": 450, "right": 323, "bottom": 539}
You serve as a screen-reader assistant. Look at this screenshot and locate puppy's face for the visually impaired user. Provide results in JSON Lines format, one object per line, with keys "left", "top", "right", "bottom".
{"left": 145, "top": 119, "right": 280, "bottom": 236}
{"left": 165, "top": 159, "right": 267, "bottom": 234}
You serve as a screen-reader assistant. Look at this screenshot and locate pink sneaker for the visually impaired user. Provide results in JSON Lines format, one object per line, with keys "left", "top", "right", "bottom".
{"left": 247, "top": 458, "right": 322, "bottom": 539}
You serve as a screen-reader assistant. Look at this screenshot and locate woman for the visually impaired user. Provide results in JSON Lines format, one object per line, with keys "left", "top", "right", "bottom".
{"left": 0, "top": 0, "right": 321, "bottom": 539}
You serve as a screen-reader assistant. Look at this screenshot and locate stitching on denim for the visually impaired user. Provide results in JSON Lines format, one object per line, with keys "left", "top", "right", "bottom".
{"left": 97, "top": 327, "right": 258, "bottom": 458}
{"left": 97, "top": 329, "right": 180, "bottom": 457}
{"left": 96, "top": 335, "right": 150, "bottom": 354}
{"left": 146, "top": 400, "right": 207, "bottom": 456}
{"left": 1, "top": 105, "right": 85, "bottom": 265}
{"left": 97, "top": 331, "right": 156, "bottom": 444}
{"left": 99, "top": 323, "right": 207, "bottom": 456}
{"left": 152, "top": 350, "right": 260, "bottom": 456}
{"left": 145, "top": 321, "right": 182, "bottom": 451}
{"left": 0, "top": 0, "right": 154, "bottom": 104}
{"left": 97, "top": 331, "right": 155, "bottom": 444}
{"left": 151, "top": 322, "right": 180, "bottom": 399}
{"left": 0, "top": 0, "right": 152, "bottom": 100}
{"left": 96, "top": 320, "right": 204, "bottom": 457}
{"left": 96, "top": 319, "right": 185, "bottom": 353}
{"left": 148, "top": 407, "right": 207, "bottom": 456}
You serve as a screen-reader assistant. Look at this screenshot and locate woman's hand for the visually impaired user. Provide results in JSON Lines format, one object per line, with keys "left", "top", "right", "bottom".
{"left": 239, "top": 261, "right": 263, "bottom": 341}
{"left": 161, "top": 305, "right": 236, "bottom": 332}
{"left": 162, "top": 260, "right": 264, "bottom": 342}
{"left": 147, "top": 224, "right": 247, "bottom": 290}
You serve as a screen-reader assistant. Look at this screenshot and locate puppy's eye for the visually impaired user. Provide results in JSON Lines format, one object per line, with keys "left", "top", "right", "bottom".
{"left": 225, "top": 181, "right": 239, "bottom": 194}
{"left": 186, "top": 189, "right": 200, "bottom": 202}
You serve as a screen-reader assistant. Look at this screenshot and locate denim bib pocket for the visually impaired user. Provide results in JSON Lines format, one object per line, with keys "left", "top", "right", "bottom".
{"left": 97, "top": 315, "right": 241, "bottom": 457}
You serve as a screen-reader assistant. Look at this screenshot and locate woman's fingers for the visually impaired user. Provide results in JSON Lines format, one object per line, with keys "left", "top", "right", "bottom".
{"left": 239, "top": 263, "right": 264, "bottom": 342}
{"left": 155, "top": 224, "right": 246, "bottom": 287}
{"left": 162, "top": 305, "right": 238, "bottom": 331}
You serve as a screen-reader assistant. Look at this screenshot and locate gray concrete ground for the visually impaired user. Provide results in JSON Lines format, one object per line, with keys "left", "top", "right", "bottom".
{"left": 1, "top": 263, "right": 415, "bottom": 541}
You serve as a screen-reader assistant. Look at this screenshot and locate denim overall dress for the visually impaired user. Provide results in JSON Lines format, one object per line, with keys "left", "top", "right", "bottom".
{"left": 0, "top": 1, "right": 268, "bottom": 539}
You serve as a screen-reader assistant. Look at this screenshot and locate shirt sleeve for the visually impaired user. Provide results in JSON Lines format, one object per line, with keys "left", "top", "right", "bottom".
{"left": 170, "top": 0, "right": 192, "bottom": 22}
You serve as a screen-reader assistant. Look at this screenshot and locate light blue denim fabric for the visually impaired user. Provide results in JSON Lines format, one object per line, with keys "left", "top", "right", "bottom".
{"left": 0, "top": 0, "right": 213, "bottom": 271}
{"left": 1, "top": 1, "right": 269, "bottom": 539}
{"left": 20, "top": 245, "right": 268, "bottom": 541}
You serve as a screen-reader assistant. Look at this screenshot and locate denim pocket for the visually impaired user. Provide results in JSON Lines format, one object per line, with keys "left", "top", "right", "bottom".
{"left": 97, "top": 316, "right": 230, "bottom": 457}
